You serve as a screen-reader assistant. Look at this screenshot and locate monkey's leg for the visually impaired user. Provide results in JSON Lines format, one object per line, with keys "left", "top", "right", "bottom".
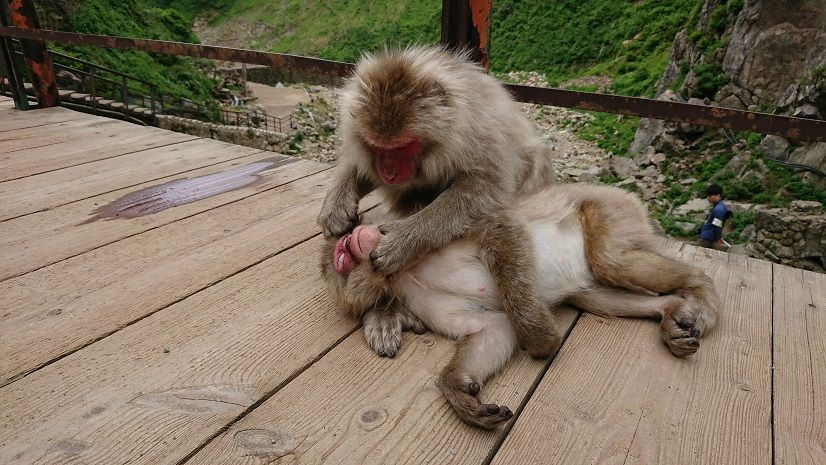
{"left": 480, "top": 214, "right": 563, "bottom": 358}
{"left": 565, "top": 286, "right": 700, "bottom": 356}
{"left": 438, "top": 324, "right": 517, "bottom": 429}
{"left": 580, "top": 203, "right": 720, "bottom": 357}
{"left": 565, "top": 286, "right": 683, "bottom": 319}
{"left": 362, "top": 303, "right": 427, "bottom": 358}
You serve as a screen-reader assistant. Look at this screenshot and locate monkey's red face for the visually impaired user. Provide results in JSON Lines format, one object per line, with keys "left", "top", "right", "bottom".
{"left": 363, "top": 133, "right": 422, "bottom": 185}
{"left": 333, "top": 225, "right": 381, "bottom": 274}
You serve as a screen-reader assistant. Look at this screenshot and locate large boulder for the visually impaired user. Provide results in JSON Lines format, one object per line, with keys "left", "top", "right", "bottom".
{"left": 723, "top": 1, "right": 826, "bottom": 105}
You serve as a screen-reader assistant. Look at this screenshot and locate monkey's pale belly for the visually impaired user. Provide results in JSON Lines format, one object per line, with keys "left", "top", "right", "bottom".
{"left": 395, "top": 214, "right": 594, "bottom": 340}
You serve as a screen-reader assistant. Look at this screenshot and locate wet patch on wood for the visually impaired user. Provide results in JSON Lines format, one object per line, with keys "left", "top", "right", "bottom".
{"left": 84, "top": 157, "right": 294, "bottom": 222}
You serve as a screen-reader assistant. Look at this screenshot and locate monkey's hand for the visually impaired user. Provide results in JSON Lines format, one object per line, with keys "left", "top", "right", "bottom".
{"left": 362, "top": 304, "right": 427, "bottom": 358}
{"left": 369, "top": 220, "right": 420, "bottom": 276}
{"left": 317, "top": 190, "right": 360, "bottom": 238}
{"left": 511, "top": 309, "right": 563, "bottom": 359}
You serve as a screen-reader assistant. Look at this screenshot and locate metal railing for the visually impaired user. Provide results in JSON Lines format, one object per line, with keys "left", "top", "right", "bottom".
{"left": 217, "top": 108, "right": 293, "bottom": 133}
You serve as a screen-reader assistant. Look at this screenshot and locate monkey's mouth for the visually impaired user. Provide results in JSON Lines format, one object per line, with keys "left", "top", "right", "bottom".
{"left": 334, "top": 233, "right": 354, "bottom": 274}
{"left": 372, "top": 137, "right": 420, "bottom": 185}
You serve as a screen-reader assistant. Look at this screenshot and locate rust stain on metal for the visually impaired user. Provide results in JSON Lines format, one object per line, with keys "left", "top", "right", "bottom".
{"left": 0, "top": 26, "right": 353, "bottom": 79}
{"left": 8, "top": 1, "right": 59, "bottom": 107}
{"left": 470, "top": 0, "right": 492, "bottom": 70}
{"left": 84, "top": 158, "right": 289, "bottom": 222}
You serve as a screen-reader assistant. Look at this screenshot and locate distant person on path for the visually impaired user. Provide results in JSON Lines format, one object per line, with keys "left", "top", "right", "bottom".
{"left": 697, "top": 184, "right": 731, "bottom": 250}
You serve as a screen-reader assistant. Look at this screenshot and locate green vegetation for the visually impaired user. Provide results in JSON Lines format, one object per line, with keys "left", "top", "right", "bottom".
{"left": 491, "top": 0, "right": 698, "bottom": 97}
{"left": 42, "top": 0, "right": 216, "bottom": 103}
{"left": 576, "top": 113, "right": 640, "bottom": 156}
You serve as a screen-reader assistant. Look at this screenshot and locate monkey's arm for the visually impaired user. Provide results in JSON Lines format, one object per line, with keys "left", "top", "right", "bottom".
{"left": 317, "top": 162, "right": 376, "bottom": 237}
{"left": 371, "top": 173, "right": 503, "bottom": 275}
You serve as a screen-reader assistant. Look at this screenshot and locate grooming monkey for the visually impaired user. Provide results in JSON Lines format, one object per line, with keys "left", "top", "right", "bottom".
{"left": 321, "top": 184, "right": 720, "bottom": 429}
{"left": 317, "top": 46, "right": 561, "bottom": 359}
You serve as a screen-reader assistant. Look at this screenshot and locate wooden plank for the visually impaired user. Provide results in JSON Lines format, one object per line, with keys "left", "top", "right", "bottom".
{"left": 491, "top": 245, "right": 773, "bottom": 465}
{"left": 188, "top": 310, "right": 580, "bottom": 465}
{"left": 0, "top": 238, "right": 358, "bottom": 465}
{"left": 0, "top": 138, "right": 263, "bottom": 221}
{"left": 0, "top": 119, "right": 197, "bottom": 180}
{"left": 0, "top": 106, "right": 91, "bottom": 131}
{"left": 0, "top": 154, "right": 329, "bottom": 281}
{"left": 0, "top": 118, "right": 122, "bottom": 155}
{"left": 773, "top": 264, "right": 826, "bottom": 465}
{"left": 0, "top": 169, "right": 366, "bottom": 386}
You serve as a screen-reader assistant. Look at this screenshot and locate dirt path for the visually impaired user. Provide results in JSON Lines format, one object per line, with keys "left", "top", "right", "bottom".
{"left": 246, "top": 82, "right": 310, "bottom": 117}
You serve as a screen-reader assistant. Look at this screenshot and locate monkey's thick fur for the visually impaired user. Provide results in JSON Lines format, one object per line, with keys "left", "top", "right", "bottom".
{"left": 317, "top": 46, "right": 562, "bottom": 359}
{"left": 321, "top": 184, "right": 720, "bottom": 429}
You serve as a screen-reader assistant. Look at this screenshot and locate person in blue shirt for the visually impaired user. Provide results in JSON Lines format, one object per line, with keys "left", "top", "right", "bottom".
{"left": 697, "top": 184, "right": 730, "bottom": 250}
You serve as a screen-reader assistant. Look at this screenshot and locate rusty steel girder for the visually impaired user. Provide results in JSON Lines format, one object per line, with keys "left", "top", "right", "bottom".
{"left": 7, "top": 0, "right": 59, "bottom": 107}
{"left": 441, "top": 0, "right": 493, "bottom": 71}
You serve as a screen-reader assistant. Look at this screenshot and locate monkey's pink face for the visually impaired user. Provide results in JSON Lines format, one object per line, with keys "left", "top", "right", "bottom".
{"left": 363, "top": 133, "right": 422, "bottom": 185}
{"left": 333, "top": 225, "right": 382, "bottom": 274}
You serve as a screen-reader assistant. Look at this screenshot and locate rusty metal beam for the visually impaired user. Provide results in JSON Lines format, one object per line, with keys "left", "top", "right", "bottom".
{"left": 505, "top": 84, "right": 825, "bottom": 142}
{"left": 1, "top": 26, "right": 824, "bottom": 142}
{"left": 7, "top": 0, "right": 59, "bottom": 108}
{"left": 0, "top": 26, "right": 354, "bottom": 79}
{"left": 0, "top": 0, "right": 28, "bottom": 109}
{"left": 441, "top": 0, "right": 492, "bottom": 71}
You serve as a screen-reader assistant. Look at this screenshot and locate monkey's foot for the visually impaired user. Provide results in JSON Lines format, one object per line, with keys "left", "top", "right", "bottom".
{"left": 437, "top": 375, "right": 513, "bottom": 429}
{"left": 363, "top": 309, "right": 402, "bottom": 358}
{"left": 513, "top": 311, "right": 563, "bottom": 359}
{"left": 362, "top": 306, "right": 427, "bottom": 358}
{"left": 660, "top": 299, "right": 700, "bottom": 358}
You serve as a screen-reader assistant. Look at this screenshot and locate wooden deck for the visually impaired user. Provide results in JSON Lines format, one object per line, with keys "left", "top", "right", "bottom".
{"left": 1, "top": 97, "right": 823, "bottom": 465}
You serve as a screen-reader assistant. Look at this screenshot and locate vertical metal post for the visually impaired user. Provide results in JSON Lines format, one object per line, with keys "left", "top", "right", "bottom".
{"left": 89, "top": 67, "right": 96, "bottom": 110}
{"left": 441, "top": 0, "right": 492, "bottom": 71}
{"left": 121, "top": 75, "right": 128, "bottom": 112}
{"left": 8, "top": 0, "right": 59, "bottom": 107}
{"left": 150, "top": 85, "right": 156, "bottom": 115}
{"left": 241, "top": 62, "right": 247, "bottom": 95}
{"left": 0, "top": 1, "right": 28, "bottom": 109}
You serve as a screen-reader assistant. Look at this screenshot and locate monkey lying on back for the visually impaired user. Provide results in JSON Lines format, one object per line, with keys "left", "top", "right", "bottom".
{"left": 317, "top": 46, "right": 561, "bottom": 360}
{"left": 321, "top": 183, "right": 720, "bottom": 429}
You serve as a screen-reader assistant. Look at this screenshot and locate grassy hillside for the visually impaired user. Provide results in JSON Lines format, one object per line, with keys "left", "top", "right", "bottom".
{"left": 166, "top": 0, "right": 697, "bottom": 98}
{"left": 37, "top": 0, "right": 216, "bottom": 102}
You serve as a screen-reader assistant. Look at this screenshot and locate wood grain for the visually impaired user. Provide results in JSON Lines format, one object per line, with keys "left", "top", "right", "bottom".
{"left": 0, "top": 118, "right": 197, "bottom": 180}
{"left": 0, "top": 154, "right": 329, "bottom": 280}
{"left": 0, "top": 169, "right": 354, "bottom": 386}
{"left": 773, "top": 265, "right": 826, "bottom": 465}
{"left": 0, "top": 238, "right": 358, "bottom": 465}
{"left": 0, "top": 137, "right": 263, "bottom": 221}
{"left": 0, "top": 105, "right": 91, "bottom": 131}
{"left": 188, "top": 310, "right": 580, "bottom": 465}
{"left": 490, "top": 244, "right": 773, "bottom": 465}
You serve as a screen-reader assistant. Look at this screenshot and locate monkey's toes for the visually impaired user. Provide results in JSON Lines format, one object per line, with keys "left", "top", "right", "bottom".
{"left": 661, "top": 319, "right": 700, "bottom": 357}
{"left": 469, "top": 403, "right": 514, "bottom": 429}
{"left": 363, "top": 318, "right": 402, "bottom": 358}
